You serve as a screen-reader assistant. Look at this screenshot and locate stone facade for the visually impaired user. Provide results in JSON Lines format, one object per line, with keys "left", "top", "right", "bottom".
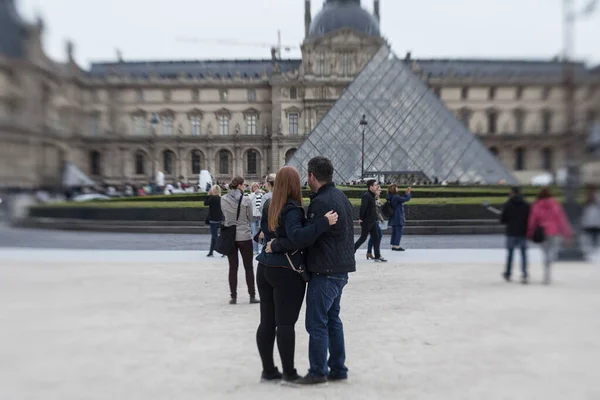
{"left": 0, "top": 0, "right": 599, "bottom": 189}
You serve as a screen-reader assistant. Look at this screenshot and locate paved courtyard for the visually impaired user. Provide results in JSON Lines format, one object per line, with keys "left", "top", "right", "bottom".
{"left": 1, "top": 248, "right": 599, "bottom": 400}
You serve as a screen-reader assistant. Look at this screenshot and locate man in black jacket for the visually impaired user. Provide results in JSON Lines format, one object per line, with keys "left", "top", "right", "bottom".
{"left": 500, "top": 186, "right": 531, "bottom": 284}
{"left": 270, "top": 156, "right": 355, "bottom": 385}
{"left": 354, "top": 179, "right": 387, "bottom": 262}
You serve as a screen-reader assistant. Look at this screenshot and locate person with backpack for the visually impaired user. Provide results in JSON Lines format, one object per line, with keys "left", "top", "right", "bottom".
{"left": 500, "top": 187, "right": 530, "bottom": 284}
{"left": 386, "top": 185, "right": 412, "bottom": 251}
{"left": 527, "top": 187, "right": 573, "bottom": 285}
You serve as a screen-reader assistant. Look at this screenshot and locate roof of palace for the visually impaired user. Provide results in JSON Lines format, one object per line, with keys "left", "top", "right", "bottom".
{"left": 88, "top": 59, "right": 302, "bottom": 79}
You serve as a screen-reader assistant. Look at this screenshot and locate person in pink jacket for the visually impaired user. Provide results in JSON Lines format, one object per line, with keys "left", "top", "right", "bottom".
{"left": 527, "top": 187, "right": 573, "bottom": 285}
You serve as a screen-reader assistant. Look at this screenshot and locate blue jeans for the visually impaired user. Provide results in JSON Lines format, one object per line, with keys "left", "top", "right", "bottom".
{"left": 305, "top": 272, "right": 349, "bottom": 378}
{"left": 208, "top": 222, "right": 220, "bottom": 255}
{"left": 250, "top": 218, "right": 261, "bottom": 253}
{"left": 367, "top": 222, "right": 383, "bottom": 254}
{"left": 506, "top": 236, "right": 528, "bottom": 278}
{"left": 391, "top": 225, "right": 404, "bottom": 246}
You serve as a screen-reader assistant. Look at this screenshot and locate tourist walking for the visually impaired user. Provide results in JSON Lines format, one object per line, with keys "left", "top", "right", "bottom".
{"left": 255, "top": 166, "right": 338, "bottom": 382}
{"left": 354, "top": 179, "right": 387, "bottom": 262}
{"left": 367, "top": 186, "right": 385, "bottom": 260}
{"left": 387, "top": 185, "right": 412, "bottom": 251}
{"left": 582, "top": 185, "right": 600, "bottom": 249}
{"left": 527, "top": 187, "right": 573, "bottom": 285}
{"left": 221, "top": 176, "right": 259, "bottom": 304}
{"left": 204, "top": 185, "right": 224, "bottom": 257}
{"left": 500, "top": 187, "right": 530, "bottom": 284}
{"left": 249, "top": 182, "right": 264, "bottom": 255}
{"left": 270, "top": 156, "right": 355, "bottom": 385}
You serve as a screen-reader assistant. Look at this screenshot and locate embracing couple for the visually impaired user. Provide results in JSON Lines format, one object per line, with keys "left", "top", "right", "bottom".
{"left": 255, "top": 156, "right": 356, "bottom": 385}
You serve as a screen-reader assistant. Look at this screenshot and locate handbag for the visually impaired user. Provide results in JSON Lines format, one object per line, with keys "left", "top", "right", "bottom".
{"left": 284, "top": 250, "right": 311, "bottom": 283}
{"left": 215, "top": 194, "right": 243, "bottom": 256}
{"left": 532, "top": 225, "right": 546, "bottom": 244}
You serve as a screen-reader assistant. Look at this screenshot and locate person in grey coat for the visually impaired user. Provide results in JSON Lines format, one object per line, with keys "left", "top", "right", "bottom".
{"left": 221, "top": 176, "right": 259, "bottom": 305}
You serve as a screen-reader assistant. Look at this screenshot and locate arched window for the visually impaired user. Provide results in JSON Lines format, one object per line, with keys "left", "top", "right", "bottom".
{"left": 489, "top": 147, "right": 499, "bottom": 157}
{"left": 191, "top": 150, "right": 202, "bottom": 175}
{"left": 247, "top": 150, "right": 258, "bottom": 175}
{"left": 89, "top": 151, "right": 101, "bottom": 176}
{"left": 515, "top": 147, "right": 526, "bottom": 171}
{"left": 135, "top": 151, "right": 145, "bottom": 175}
{"left": 163, "top": 150, "right": 175, "bottom": 175}
{"left": 285, "top": 148, "right": 297, "bottom": 164}
{"left": 514, "top": 109, "right": 525, "bottom": 134}
{"left": 219, "top": 150, "right": 230, "bottom": 175}
{"left": 542, "top": 110, "right": 553, "bottom": 134}
{"left": 487, "top": 110, "right": 498, "bottom": 134}
{"left": 542, "top": 148, "right": 553, "bottom": 171}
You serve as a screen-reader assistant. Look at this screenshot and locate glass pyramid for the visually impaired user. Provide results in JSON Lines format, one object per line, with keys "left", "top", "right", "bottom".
{"left": 287, "top": 46, "right": 518, "bottom": 185}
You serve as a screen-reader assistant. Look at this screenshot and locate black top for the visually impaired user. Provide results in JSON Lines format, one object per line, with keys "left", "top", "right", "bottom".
{"left": 204, "top": 195, "right": 224, "bottom": 222}
{"left": 500, "top": 196, "right": 530, "bottom": 237}
{"left": 272, "top": 183, "right": 356, "bottom": 274}
{"left": 359, "top": 190, "right": 377, "bottom": 225}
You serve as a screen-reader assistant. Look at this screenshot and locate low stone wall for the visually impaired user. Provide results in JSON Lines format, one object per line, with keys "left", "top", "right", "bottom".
{"left": 29, "top": 204, "right": 502, "bottom": 222}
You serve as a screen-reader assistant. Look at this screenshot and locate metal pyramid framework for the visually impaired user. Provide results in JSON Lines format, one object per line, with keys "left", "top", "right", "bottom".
{"left": 287, "top": 46, "right": 518, "bottom": 185}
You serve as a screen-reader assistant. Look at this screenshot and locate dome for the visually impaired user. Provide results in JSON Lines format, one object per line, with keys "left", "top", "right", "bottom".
{"left": 308, "top": 0, "right": 380, "bottom": 39}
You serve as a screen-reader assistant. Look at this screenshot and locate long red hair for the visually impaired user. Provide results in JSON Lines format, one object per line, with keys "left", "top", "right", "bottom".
{"left": 268, "top": 166, "right": 303, "bottom": 232}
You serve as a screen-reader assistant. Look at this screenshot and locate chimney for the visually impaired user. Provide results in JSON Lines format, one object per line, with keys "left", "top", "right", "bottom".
{"left": 305, "top": 0, "right": 312, "bottom": 38}
{"left": 374, "top": 0, "right": 380, "bottom": 21}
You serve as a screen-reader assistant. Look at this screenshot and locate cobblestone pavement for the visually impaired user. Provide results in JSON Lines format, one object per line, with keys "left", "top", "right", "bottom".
{"left": 1, "top": 249, "right": 599, "bottom": 400}
{"left": 0, "top": 223, "right": 505, "bottom": 250}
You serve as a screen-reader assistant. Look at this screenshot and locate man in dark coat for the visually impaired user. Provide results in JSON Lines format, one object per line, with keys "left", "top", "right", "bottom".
{"left": 354, "top": 179, "right": 386, "bottom": 262}
{"left": 500, "top": 186, "right": 531, "bottom": 284}
{"left": 270, "top": 156, "right": 355, "bottom": 385}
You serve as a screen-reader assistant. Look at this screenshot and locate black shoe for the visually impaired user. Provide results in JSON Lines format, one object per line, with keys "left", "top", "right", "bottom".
{"left": 293, "top": 374, "right": 327, "bottom": 385}
{"left": 283, "top": 370, "right": 301, "bottom": 382}
{"left": 207, "top": 253, "right": 214, "bottom": 257}
{"left": 229, "top": 298, "right": 237, "bottom": 305}
{"left": 392, "top": 247, "right": 405, "bottom": 252}
{"left": 521, "top": 277, "right": 528, "bottom": 285}
{"left": 328, "top": 374, "right": 348, "bottom": 382}
{"left": 502, "top": 273, "right": 511, "bottom": 282}
{"left": 250, "top": 297, "right": 260, "bottom": 304}
{"left": 261, "top": 368, "right": 283, "bottom": 382}
{"left": 374, "top": 257, "right": 387, "bottom": 263}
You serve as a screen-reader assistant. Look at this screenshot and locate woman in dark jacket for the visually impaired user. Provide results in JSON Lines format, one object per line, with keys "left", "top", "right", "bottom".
{"left": 204, "top": 185, "right": 224, "bottom": 257}
{"left": 255, "top": 166, "right": 338, "bottom": 382}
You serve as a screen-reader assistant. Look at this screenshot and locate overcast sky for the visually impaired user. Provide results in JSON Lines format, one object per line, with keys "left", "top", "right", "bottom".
{"left": 17, "top": 0, "right": 600, "bottom": 68}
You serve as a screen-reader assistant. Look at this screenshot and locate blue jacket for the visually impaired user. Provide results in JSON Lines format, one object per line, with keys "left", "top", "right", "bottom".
{"left": 256, "top": 198, "right": 330, "bottom": 268}
{"left": 387, "top": 193, "right": 411, "bottom": 226}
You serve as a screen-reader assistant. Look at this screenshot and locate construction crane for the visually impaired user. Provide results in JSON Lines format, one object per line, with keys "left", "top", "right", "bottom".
{"left": 176, "top": 30, "right": 297, "bottom": 59}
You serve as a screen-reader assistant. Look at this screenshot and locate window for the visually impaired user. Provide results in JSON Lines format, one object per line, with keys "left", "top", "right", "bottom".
{"left": 191, "top": 115, "right": 201, "bottom": 136}
{"left": 542, "top": 86, "right": 551, "bottom": 100}
{"left": 247, "top": 114, "right": 257, "bottom": 135}
{"left": 90, "top": 115, "right": 100, "bottom": 136}
{"left": 219, "top": 89, "right": 228, "bottom": 102}
{"left": 458, "top": 108, "right": 471, "bottom": 127}
{"left": 163, "top": 150, "right": 175, "bottom": 175}
{"left": 434, "top": 87, "right": 441, "bottom": 98}
{"left": 247, "top": 89, "right": 256, "bottom": 102}
{"left": 163, "top": 90, "right": 171, "bottom": 102}
{"left": 285, "top": 148, "right": 296, "bottom": 164}
{"left": 487, "top": 110, "right": 498, "bottom": 134}
{"left": 514, "top": 109, "right": 525, "bottom": 134}
{"left": 89, "top": 151, "right": 101, "bottom": 176}
{"left": 516, "top": 86, "right": 524, "bottom": 100}
{"left": 191, "top": 150, "right": 202, "bottom": 174}
{"left": 219, "top": 115, "right": 229, "bottom": 135}
{"left": 290, "top": 87, "right": 298, "bottom": 99}
{"left": 247, "top": 150, "right": 258, "bottom": 175}
{"left": 317, "top": 53, "right": 326, "bottom": 76}
{"left": 320, "top": 87, "right": 327, "bottom": 100}
{"left": 542, "top": 148, "right": 553, "bottom": 171}
{"left": 192, "top": 89, "right": 200, "bottom": 102}
{"left": 341, "top": 53, "right": 352, "bottom": 76}
{"left": 461, "top": 87, "right": 469, "bottom": 100}
{"left": 135, "top": 89, "right": 144, "bottom": 102}
{"left": 515, "top": 147, "right": 526, "bottom": 171}
{"left": 162, "top": 115, "right": 174, "bottom": 135}
{"left": 489, "top": 147, "right": 499, "bottom": 157}
{"left": 542, "top": 110, "right": 552, "bottom": 134}
{"left": 134, "top": 116, "right": 146, "bottom": 135}
{"left": 219, "top": 150, "right": 230, "bottom": 175}
{"left": 289, "top": 113, "right": 299, "bottom": 135}
{"left": 135, "top": 151, "right": 145, "bottom": 175}
{"left": 489, "top": 86, "right": 497, "bottom": 100}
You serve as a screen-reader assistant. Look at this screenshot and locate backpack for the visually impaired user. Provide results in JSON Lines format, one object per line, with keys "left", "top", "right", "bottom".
{"left": 381, "top": 200, "right": 394, "bottom": 220}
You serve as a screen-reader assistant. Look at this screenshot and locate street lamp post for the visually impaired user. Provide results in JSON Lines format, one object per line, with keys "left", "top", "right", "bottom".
{"left": 557, "top": 0, "right": 596, "bottom": 261}
{"left": 360, "top": 114, "right": 368, "bottom": 179}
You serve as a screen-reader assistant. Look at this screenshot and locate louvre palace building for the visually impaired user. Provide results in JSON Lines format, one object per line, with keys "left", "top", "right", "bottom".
{"left": 0, "top": 0, "right": 599, "bottom": 189}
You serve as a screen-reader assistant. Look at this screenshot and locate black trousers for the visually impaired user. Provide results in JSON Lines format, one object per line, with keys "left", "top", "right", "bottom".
{"left": 354, "top": 222, "right": 380, "bottom": 258}
{"left": 256, "top": 263, "right": 306, "bottom": 376}
{"left": 227, "top": 240, "right": 256, "bottom": 298}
